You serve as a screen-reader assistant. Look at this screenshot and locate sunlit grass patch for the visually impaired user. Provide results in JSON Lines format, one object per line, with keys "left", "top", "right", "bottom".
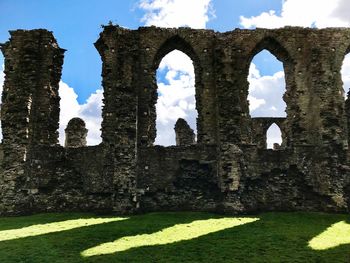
{"left": 81, "top": 217, "right": 259, "bottom": 257}
{"left": 0, "top": 217, "right": 128, "bottom": 242}
{"left": 308, "top": 221, "right": 350, "bottom": 250}
{"left": 0, "top": 212, "right": 349, "bottom": 263}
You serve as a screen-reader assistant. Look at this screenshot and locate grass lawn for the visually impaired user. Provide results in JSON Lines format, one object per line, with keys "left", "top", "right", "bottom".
{"left": 0, "top": 211, "right": 349, "bottom": 262}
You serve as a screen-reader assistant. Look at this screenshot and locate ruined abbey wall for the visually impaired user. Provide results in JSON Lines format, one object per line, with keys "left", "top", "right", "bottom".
{"left": 0, "top": 26, "right": 349, "bottom": 215}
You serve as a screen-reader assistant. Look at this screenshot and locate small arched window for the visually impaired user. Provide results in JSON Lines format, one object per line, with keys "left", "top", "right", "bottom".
{"left": 266, "top": 123, "right": 282, "bottom": 149}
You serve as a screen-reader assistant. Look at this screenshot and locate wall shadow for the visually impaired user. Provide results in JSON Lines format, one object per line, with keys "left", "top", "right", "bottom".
{"left": 0, "top": 212, "right": 349, "bottom": 262}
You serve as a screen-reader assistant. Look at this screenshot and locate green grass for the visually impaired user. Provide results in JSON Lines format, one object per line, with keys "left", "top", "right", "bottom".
{"left": 0, "top": 211, "right": 349, "bottom": 262}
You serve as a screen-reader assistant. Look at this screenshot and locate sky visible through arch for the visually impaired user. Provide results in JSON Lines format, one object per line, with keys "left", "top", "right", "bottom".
{"left": 1, "top": 0, "right": 350, "bottom": 146}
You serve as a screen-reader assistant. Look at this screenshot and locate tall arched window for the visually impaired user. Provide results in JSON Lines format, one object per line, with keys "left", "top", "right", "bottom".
{"left": 155, "top": 50, "right": 197, "bottom": 146}
{"left": 266, "top": 123, "right": 282, "bottom": 149}
{"left": 341, "top": 53, "right": 350, "bottom": 99}
{"left": 0, "top": 52, "right": 4, "bottom": 142}
{"left": 248, "top": 50, "right": 286, "bottom": 118}
{"left": 248, "top": 49, "right": 287, "bottom": 147}
{"left": 341, "top": 53, "right": 350, "bottom": 143}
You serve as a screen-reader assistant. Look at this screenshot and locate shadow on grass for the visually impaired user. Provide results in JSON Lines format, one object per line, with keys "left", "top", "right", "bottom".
{"left": 0, "top": 211, "right": 349, "bottom": 263}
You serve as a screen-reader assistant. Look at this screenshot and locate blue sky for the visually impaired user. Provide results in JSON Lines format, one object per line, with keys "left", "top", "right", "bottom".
{"left": 1, "top": 0, "right": 350, "bottom": 146}
{"left": 0, "top": 0, "right": 282, "bottom": 102}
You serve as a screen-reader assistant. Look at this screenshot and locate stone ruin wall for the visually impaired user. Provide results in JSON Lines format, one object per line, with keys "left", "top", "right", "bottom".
{"left": 0, "top": 26, "right": 350, "bottom": 215}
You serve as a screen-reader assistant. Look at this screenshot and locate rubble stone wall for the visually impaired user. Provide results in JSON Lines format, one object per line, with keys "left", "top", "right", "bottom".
{"left": 174, "top": 118, "right": 196, "bottom": 146}
{"left": 137, "top": 145, "right": 220, "bottom": 212}
{"left": 0, "top": 30, "right": 64, "bottom": 214}
{"left": 0, "top": 26, "right": 350, "bottom": 215}
{"left": 64, "top": 118, "right": 88, "bottom": 148}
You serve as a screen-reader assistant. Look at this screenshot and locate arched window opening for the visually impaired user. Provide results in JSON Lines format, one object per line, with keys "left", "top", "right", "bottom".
{"left": 341, "top": 53, "right": 350, "bottom": 99}
{"left": 266, "top": 123, "right": 282, "bottom": 149}
{"left": 248, "top": 49, "right": 286, "bottom": 147}
{"left": 59, "top": 82, "right": 103, "bottom": 147}
{"left": 248, "top": 50, "right": 287, "bottom": 118}
{"left": 155, "top": 50, "right": 197, "bottom": 146}
{"left": 342, "top": 53, "right": 350, "bottom": 144}
{"left": 0, "top": 53, "right": 4, "bottom": 142}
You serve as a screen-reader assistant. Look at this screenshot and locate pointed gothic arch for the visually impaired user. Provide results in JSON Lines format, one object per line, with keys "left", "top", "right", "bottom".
{"left": 246, "top": 36, "right": 294, "bottom": 147}
{"left": 266, "top": 123, "right": 283, "bottom": 149}
{"left": 139, "top": 35, "right": 204, "bottom": 146}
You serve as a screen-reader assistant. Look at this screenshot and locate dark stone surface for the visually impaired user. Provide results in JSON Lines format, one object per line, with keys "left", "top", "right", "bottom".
{"left": 251, "top": 118, "right": 286, "bottom": 149}
{"left": 0, "top": 26, "right": 350, "bottom": 215}
{"left": 65, "top": 117, "right": 88, "bottom": 148}
{"left": 174, "top": 118, "right": 195, "bottom": 146}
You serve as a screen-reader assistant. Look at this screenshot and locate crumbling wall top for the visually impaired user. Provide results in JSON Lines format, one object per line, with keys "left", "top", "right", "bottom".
{"left": 65, "top": 117, "right": 88, "bottom": 148}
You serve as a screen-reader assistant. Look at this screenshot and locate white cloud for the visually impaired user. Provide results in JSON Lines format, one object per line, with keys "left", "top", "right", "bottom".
{"left": 77, "top": 89, "right": 103, "bottom": 145}
{"left": 0, "top": 64, "right": 4, "bottom": 141}
{"left": 248, "top": 63, "right": 286, "bottom": 117}
{"left": 0, "top": 67, "right": 102, "bottom": 145}
{"left": 58, "top": 81, "right": 80, "bottom": 131}
{"left": 159, "top": 50, "right": 196, "bottom": 74}
{"left": 240, "top": 0, "right": 349, "bottom": 29}
{"left": 341, "top": 54, "right": 350, "bottom": 98}
{"left": 0, "top": 57, "right": 103, "bottom": 145}
{"left": 138, "top": 0, "right": 213, "bottom": 145}
{"left": 155, "top": 51, "right": 197, "bottom": 146}
{"left": 139, "top": 0, "right": 214, "bottom": 28}
{"left": 332, "top": 0, "right": 350, "bottom": 25}
{"left": 248, "top": 62, "right": 261, "bottom": 79}
{"left": 59, "top": 81, "right": 102, "bottom": 146}
{"left": 248, "top": 95, "right": 266, "bottom": 112}
{"left": 0, "top": 64, "right": 3, "bottom": 97}
{"left": 241, "top": 0, "right": 350, "bottom": 147}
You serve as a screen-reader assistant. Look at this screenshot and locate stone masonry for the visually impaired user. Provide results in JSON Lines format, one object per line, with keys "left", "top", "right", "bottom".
{"left": 0, "top": 25, "right": 350, "bottom": 215}
{"left": 65, "top": 118, "right": 88, "bottom": 148}
{"left": 174, "top": 118, "right": 195, "bottom": 146}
